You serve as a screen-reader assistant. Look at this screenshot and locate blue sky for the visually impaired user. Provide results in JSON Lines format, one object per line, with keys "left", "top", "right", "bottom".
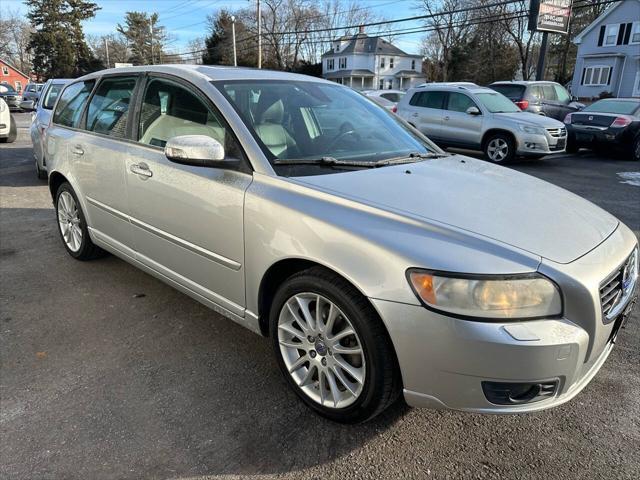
{"left": 2, "top": 0, "right": 425, "bottom": 55}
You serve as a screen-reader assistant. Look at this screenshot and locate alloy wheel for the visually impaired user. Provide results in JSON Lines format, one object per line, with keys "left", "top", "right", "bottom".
{"left": 487, "top": 138, "right": 509, "bottom": 162}
{"left": 57, "top": 191, "right": 83, "bottom": 252}
{"left": 277, "top": 293, "right": 366, "bottom": 409}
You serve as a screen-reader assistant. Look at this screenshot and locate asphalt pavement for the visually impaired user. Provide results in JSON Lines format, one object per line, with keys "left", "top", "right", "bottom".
{"left": 1, "top": 112, "right": 639, "bottom": 480}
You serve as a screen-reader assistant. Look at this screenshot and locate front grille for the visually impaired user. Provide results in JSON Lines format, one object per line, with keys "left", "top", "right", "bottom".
{"left": 546, "top": 127, "right": 567, "bottom": 138}
{"left": 600, "top": 249, "right": 638, "bottom": 323}
{"left": 6, "top": 95, "right": 16, "bottom": 101}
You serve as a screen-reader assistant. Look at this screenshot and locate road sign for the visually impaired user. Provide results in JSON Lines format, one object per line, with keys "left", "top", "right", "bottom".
{"left": 528, "top": 0, "right": 573, "bottom": 35}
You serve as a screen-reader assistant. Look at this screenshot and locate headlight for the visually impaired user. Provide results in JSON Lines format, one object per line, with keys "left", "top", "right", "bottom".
{"left": 407, "top": 270, "right": 562, "bottom": 320}
{"left": 518, "top": 124, "right": 545, "bottom": 135}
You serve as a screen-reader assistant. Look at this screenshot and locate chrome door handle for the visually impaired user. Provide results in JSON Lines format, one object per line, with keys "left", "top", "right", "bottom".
{"left": 130, "top": 162, "right": 153, "bottom": 178}
{"left": 71, "top": 145, "right": 84, "bottom": 156}
{"left": 444, "top": 116, "right": 450, "bottom": 121}
{"left": 411, "top": 112, "right": 419, "bottom": 117}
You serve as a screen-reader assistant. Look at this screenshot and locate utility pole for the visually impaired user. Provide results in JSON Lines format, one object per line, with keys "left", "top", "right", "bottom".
{"left": 149, "top": 23, "right": 154, "bottom": 65}
{"left": 104, "top": 37, "right": 110, "bottom": 68}
{"left": 231, "top": 15, "right": 237, "bottom": 67}
{"left": 257, "top": 0, "right": 262, "bottom": 69}
{"left": 536, "top": 31, "right": 549, "bottom": 81}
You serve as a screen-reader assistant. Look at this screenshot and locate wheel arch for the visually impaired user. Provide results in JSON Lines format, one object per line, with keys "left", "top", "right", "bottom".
{"left": 481, "top": 128, "right": 517, "bottom": 151}
{"left": 48, "top": 171, "right": 69, "bottom": 201}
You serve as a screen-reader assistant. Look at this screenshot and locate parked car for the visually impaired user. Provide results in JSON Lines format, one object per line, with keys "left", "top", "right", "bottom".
{"left": 363, "top": 93, "right": 396, "bottom": 111}
{"left": 46, "top": 66, "right": 637, "bottom": 423}
{"left": 396, "top": 83, "right": 567, "bottom": 162}
{"left": 0, "top": 84, "right": 23, "bottom": 110}
{"left": 564, "top": 98, "right": 640, "bottom": 160}
{"left": 489, "top": 81, "right": 584, "bottom": 121}
{"left": 0, "top": 98, "right": 17, "bottom": 143}
{"left": 22, "top": 82, "right": 45, "bottom": 103}
{"left": 31, "top": 78, "right": 71, "bottom": 178}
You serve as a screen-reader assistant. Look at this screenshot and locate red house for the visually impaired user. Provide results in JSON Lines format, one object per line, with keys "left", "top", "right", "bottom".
{"left": 0, "top": 59, "right": 30, "bottom": 93}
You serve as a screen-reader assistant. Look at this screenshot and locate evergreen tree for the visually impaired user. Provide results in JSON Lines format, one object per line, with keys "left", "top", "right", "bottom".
{"left": 117, "top": 12, "right": 167, "bottom": 65}
{"left": 202, "top": 10, "right": 255, "bottom": 67}
{"left": 26, "top": 0, "right": 101, "bottom": 78}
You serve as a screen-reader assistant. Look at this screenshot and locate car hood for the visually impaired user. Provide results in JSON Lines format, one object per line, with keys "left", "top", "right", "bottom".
{"left": 495, "top": 112, "right": 564, "bottom": 128}
{"left": 293, "top": 156, "right": 618, "bottom": 264}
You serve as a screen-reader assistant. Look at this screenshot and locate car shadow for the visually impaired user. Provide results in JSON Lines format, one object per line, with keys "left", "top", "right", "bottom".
{"left": 0, "top": 147, "right": 46, "bottom": 187}
{"left": 0, "top": 205, "right": 410, "bottom": 479}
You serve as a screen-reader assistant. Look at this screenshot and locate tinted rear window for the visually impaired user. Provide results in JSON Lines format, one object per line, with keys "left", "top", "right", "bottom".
{"left": 584, "top": 100, "right": 640, "bottom": 115}
{"left": 409, "top": 91, "right": 446, "bottom": 109}
{"left": 491, "top": 84, "right": 525, "bottom": 99}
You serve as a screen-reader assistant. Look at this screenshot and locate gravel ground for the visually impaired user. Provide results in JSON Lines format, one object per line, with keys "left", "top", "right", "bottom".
{"left": 1, "top": 113, "right": 639, "bottom": 480}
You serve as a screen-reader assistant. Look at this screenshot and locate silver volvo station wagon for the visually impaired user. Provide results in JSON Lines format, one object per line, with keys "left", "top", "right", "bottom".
{"left": 46, "top": 66, "right": 638, "bottom": 423}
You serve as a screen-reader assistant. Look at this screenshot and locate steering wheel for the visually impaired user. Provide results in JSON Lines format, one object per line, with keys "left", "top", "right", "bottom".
{"left": 327, "top": 123, "right": 362, "bottom": 151}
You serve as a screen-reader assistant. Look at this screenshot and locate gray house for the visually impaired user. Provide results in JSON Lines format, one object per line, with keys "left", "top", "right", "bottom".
{"left": 571, "top": 0, "right": 640, "bottom": 99}
{"left": 321, "top": 30, "right": 425, "bottom": 90}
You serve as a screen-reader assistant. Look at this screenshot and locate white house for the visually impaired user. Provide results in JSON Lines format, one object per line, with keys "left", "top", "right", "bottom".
{"left": 571, "top": 0, "right": 640, "bottom": 99}
{"left": 321, "top": 29, "right": 426, "bottom": 90}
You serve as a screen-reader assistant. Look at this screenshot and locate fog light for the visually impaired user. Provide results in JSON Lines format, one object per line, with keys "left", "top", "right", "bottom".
{"left": 482, "top": 380, "right": 558, "bottom": 405}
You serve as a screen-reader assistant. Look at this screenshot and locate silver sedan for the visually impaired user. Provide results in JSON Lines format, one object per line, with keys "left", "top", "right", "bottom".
{"left": 45, "top": 66, "right": 638, "bottom": 423}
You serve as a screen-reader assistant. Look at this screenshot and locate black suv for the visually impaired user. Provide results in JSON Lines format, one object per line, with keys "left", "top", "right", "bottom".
{"left": 489, "top": 81, "right": 583, "bottom": 121}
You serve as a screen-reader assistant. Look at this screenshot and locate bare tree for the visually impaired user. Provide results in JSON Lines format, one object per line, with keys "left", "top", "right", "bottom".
{"left": 0, "top": 9, "right": 34, "bottom": 74}
{"left": 87, "top": 33, "right": 131, "bottom": 67}
{"left": 416, "top": 0, "right": 475, "bottom": 81}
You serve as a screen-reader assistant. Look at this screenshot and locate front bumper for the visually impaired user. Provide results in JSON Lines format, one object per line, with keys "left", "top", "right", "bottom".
{"left": 373, "top": 224, "right": 637, "bottom": 413}
{"left": 516, "top": 128, "right": 567, "bottom": 156}
{"left": 1, "top": 97, "right": 22, "bottom": 110}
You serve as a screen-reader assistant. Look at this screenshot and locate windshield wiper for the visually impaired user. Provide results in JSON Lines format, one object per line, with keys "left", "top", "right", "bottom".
{"left": 274, "top": 152, "right": 447, "bottom": 169}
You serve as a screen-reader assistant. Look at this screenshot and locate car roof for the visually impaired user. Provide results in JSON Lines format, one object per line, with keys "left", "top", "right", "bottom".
{"left": 410, "top": 83, "right": 493, "bottom": 95}
{"left": 76, "top": 64, "right": 334, "bottom": 85}
{"left": 595, "top": 97, "right": 639, "bottom": 102}
{"left": 491, "top": 80, "right": 557, "bottom": 86}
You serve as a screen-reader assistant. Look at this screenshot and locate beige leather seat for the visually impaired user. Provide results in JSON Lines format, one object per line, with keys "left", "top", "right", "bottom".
{"left": 253, "top": 97, "right": 297, "bottom": 158}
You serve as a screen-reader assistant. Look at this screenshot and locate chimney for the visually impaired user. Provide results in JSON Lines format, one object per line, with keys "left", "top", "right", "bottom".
{"left": 358, "top": 25, "right": 365, "bottom": 34}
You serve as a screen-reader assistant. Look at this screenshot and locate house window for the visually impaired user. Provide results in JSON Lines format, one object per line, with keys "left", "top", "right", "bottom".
{"left": 335, "top": 43, "right": 339, "bottom": 52}
{"left": 631, "top": 21, "right": 640, "bottom": 44}
{"left": 15, "top": 81, "right": 22, "bottom": 92}
{"left": 583, "top": 66, "right": 611, "bottom": 86}
{"left": 604, "top": 24, "right": 619, "bottom": 46}
{"left": 389, "top": 57, "right": 394, "bottom": 69}
{"left": 411, "top": 60, "right": 416, "bottom": 70}
{"left": 379, "top": 79, "right": 384, "bottom": 89}
{"left": 327, "top": 59, "right": 334, "bottom": 70}
{"left": 1, "top": 66, "right": 8, "bottom": 76}
{"left": 339, "top": 57, "right": 347, "bottom": 69}
{"left": 380, "top": 57, "right": 385, "bottom": 68}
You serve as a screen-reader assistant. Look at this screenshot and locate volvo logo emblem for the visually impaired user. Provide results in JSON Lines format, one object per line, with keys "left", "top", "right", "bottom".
{"left": 314, "top": 341, "right": 328, "bottom": 356}
{"left": 588, "top": 116, "right": 593, "bottom": 121}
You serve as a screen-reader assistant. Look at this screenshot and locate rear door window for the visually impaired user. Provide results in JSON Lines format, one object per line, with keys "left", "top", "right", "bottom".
{"left": 541, "top": 85, "right": 557, "bottom": 101}
{"left": 410, "top": 91, "right": 446, "bottom": 109}
{"left": 86, "top": 76, "right": 137, "bottom": 138}
{"left": 52, "top": 81, "right": 95, "bottom": 128}
{"left": 553, "top": 84, "right": 571, "bottom": 103}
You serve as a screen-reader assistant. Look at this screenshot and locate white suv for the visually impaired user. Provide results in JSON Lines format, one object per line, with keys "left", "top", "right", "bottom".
{"left": 396, "top": 84, "right": 567, "bottom": 162}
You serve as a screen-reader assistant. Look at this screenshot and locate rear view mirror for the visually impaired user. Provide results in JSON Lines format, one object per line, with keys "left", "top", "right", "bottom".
{"left": 164, "top": 135, "right": 238, "bottom": 168}
{"left": 19, "top": 100, "right": 36, "bottom": 112}
{"left": 466, "top": 106, "right": 481, "bottom": 116}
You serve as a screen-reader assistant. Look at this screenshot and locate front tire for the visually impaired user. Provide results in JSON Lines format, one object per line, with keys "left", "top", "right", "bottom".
{"left": 484, "top": 133, "right": 515, "bottom": 163}
{"left": 632, "top": 136, "right": 640, "bottom": 161}
{"left": 269, "top": 267, "right": 400, "bottom": 423}
{"left": 55, "top": 182, "right": 106, "bottom": 260}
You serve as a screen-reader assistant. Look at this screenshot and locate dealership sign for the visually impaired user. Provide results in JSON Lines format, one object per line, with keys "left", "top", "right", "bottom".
{"left": 528, "top": 0, "right": 573, "bottom": 34}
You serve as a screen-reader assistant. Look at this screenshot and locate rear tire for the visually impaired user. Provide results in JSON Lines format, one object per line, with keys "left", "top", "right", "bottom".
{"left": 55, "top": 182, "right": 106, "bottom": 260}
{"left": 269, "top": 266, "right": 400, "bottom": 423}
{"left": 484, "top": 133, "right": 515, "bottom": 163}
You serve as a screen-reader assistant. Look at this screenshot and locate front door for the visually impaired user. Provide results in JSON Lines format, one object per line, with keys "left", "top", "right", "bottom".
{"left": 442, "top": 92, "right": 483, "bottom": 149}
{"left": 125, "top": 75, "right": 252, "bottom": 317}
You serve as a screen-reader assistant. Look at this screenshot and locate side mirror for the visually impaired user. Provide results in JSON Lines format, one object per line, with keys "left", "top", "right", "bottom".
{"left": 19, "top": 99, "right": 35, "bottom": 112}
{"left": 466, "top": 106, "right": 481, "bottom": 116}
{"left": 571, "top": 95, "right": 578, "bottom": 102}
{"left": 569, "top": 101, "right": 585, "bottom": 111}
{"left": 164, "top": 135, "right": 238, "bottom": 168}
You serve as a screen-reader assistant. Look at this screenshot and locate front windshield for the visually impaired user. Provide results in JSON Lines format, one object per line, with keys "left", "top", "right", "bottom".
{"left": 475, "top": 92, "right": 521, "bottom": 113}
{"left": 214, "top": 80, "right": 435, "bottom": 168}
{"left": 584, "top": 100, "right": 639, "bottom": 115}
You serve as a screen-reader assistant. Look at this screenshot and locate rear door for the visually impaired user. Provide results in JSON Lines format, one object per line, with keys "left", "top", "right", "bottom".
{"left": 540, "top": 84, "right": 561, "bottom": 119}
{"left": 442, "top": 92, "right": 483, "bottom": 148}
{"left": 73, "top": 74, "right": 140, "bottom": 250}
{"left": 124, "top": 74, "right": 252, "bottom": 316}
{"left": 407, "top": 91, "right": 446, "bottom": 141}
